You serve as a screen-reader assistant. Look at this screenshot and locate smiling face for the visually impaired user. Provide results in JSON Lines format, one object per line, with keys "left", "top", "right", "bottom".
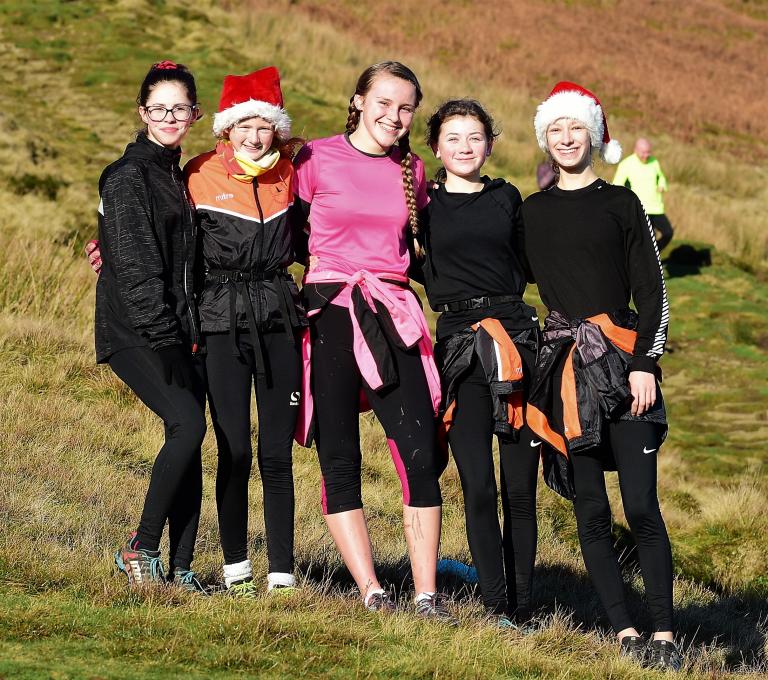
{"left": 227, "top": 116, "right": 276, "bottom": 161}
{"left": 351, "top": 75, "right": 418, "bottom": 154}
{"left": 138, "top": 81, "right": 196, "bottom": 149}
{"left": 434, "top": 115, "right": 491, "bottom": 182}
{"left": 546, "top": 117, "right": 593, "bottom": 172}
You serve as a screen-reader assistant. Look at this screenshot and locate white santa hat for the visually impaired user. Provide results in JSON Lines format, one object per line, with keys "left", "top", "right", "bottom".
{"left": 212, "top": 66, "right": 292, "bottom": 140}
{"left": 534, "top": 81, "right": 622, "bottom": 164}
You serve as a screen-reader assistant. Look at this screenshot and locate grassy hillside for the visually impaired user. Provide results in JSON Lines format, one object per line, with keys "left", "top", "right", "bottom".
{"left": 0, "top": 0, "right": 766, "bottom": 677}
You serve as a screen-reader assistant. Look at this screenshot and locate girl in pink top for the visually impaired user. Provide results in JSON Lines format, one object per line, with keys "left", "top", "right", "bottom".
{"left": 293, "top": 62, "right": 454, "bottom": 622}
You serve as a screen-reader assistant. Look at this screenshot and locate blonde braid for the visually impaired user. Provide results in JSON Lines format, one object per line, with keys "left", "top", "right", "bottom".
{"left": 399, "top": 134, "right": 423, "bottom": 257}
{"left": 345, "top": 96, "right": 360, "bottom": 134}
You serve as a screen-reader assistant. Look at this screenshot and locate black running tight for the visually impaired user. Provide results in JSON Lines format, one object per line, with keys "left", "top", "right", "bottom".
{"left": 649, "top": 214, "right": 674, "bottom": 253}
{"left": 205, "top": 330, "right": 300, "bottom": 572}
{"left": 570, "top": 419, "right": 674, "bottom": 633}
{"left": 311, "top": 304, "right": 442, "bottom": 515}
{"left": 108, "top": 346, "right": 207, "bottom": 571}
{"left": 448, "top": 350, "right": 539, "bottom": 619}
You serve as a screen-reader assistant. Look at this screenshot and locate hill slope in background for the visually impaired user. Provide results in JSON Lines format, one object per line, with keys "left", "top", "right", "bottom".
{"left": 289, "top": 0, "right": 768, "bottom": 156}
{"left": 0, "top": 0, "right": 766, "bottom": 677}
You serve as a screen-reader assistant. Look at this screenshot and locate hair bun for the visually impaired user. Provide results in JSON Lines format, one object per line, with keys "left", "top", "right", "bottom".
{"left": 152, "top": 60, "right": 179, "bottom": 70}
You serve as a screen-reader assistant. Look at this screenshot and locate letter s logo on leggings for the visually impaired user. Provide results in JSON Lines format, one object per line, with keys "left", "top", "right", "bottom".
{"left": 289, "top": 391, "right": 300, "bottom": 406}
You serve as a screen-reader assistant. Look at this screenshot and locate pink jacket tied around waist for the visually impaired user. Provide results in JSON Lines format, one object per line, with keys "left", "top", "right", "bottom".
{"left": 294, "top": 269, "right": 441, "bottom": 447}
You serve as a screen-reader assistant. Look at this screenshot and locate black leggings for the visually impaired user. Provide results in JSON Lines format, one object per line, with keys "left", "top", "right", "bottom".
{"left": 649, "top": 214, "right": 674, "bottom": 252}
{"left": 109, "top": 346, "right": 207, "bottom": 571}
{"left": 571, "top": 420, "right": 674, "bottom": 633}
{"left": 205, "top": 331, "right": 300, "bottom": 572}
{"left": 311, "top": 304, "right": 442, "bottom": 514}
{"left": 448, "top": 350, "right": 539, "bottom": 618}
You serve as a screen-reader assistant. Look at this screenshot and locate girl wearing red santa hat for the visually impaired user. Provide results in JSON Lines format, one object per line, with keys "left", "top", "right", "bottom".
{"left": 184, "top": 66, "right": 308, "bottom": 596}
{"left": 522, "top": 82, "right": 681, "bottom": 671}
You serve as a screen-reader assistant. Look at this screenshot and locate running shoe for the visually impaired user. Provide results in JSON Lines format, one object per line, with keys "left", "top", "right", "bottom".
{"left": 494, "top": 615, "right": 518, "bottom": 629}
{"left": 227, "top": 578, "right": 260, "bottom": 599}
{"left": 114, "top": 532, "right": 165, "bottom": 586}
{"left": 170, "top": 569, "right": 208, "bottom": 595}
{"left": 365, "top": 591, "right": 396, "bottom": 613}
{"left": 414, "top": 593, "right": 459, "bottom": 626}
{"left": 619, "top": 635, "right": 648, "bottom": 664}
{"left": 268, "top": 584, "right": 299, "bottom": 596}
{"left": 647, "top": 639, "right": 683, "bottom": 672}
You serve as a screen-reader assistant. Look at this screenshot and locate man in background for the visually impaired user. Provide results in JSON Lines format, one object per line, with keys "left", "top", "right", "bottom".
{"left": 613, "top": 138, "right": 674, "bottom": 252}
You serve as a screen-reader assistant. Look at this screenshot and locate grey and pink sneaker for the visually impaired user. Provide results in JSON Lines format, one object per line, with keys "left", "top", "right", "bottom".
{"left": 114, "top": 532, "right": 165, "bottom": 586}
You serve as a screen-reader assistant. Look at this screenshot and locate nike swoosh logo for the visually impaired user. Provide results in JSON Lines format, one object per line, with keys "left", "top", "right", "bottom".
{"left": 643, "top": 447, "right": 657, "bottom": 454}
{"left": 530, "top": 440, "right": 542, "bottom": 448}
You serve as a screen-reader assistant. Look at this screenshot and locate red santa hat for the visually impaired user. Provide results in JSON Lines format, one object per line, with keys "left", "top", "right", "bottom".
{"left": 534, "top": 81, "right": 622, "bottom": 164}
{"left": 212, "top": 66, "right": 292, "bottom": 140}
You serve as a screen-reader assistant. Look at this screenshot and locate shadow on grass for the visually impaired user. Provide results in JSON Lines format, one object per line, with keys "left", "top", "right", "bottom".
{"left": 297, "top": 552, "right": 767, "bottom": 671}
{"left": 663, "top": 244, "right": 712, "bottom": 278}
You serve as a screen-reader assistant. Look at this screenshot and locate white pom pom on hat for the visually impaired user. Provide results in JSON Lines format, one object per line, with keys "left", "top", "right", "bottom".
{"left": 534, "top": 81, "right": 622, "bottom": 164}
{"left": 212, "top": 66, "right": 292, "bottom": 140}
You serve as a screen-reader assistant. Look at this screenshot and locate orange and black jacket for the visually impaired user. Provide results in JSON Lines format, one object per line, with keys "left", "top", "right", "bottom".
{"left": 437, "top": 319, "right": 537, "bottom": 442}
{"left": 527, "top": 309, "right": 668, "bottom": 500}
{"left": 184, "top": 146, "right": 307, "bottom": 362}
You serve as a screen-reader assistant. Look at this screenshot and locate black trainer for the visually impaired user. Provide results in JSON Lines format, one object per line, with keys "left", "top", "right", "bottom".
{"left": 619, "top": 635, "right": 648, "bottom": 664}
{"left": 647, "top": 639, "right": 683, "bottom": 672}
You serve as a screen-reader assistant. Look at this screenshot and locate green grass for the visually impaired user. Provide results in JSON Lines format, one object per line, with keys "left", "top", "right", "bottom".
{"left": 0, "top": 0, "right": 766, "bottom": 677}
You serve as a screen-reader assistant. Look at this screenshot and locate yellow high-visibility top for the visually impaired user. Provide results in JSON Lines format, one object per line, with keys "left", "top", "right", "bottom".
{"left": 612, "top": 154, "right": 668, "bottom": 215}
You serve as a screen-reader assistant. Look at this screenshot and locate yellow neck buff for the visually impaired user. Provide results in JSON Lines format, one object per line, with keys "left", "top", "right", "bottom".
{"left": 216, "top": 140, "right": 281, "bottom": 183}
{"left": 233, "top": 148, "right": 280, "bottom": 179}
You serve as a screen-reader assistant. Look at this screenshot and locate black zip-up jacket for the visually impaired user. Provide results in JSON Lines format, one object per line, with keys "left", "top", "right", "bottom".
{"left": 95, "top": 133, "right": 199, "bottom": 363}
{"left": 528, "top": 309, "right": 668, "bottom": 501}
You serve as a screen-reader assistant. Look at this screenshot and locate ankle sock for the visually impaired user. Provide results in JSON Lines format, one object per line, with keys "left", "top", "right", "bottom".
{"left": 223, "top": 559, "right": 253, "bottom": 588}
{"left": 267, "top": 572, "right": 296, "bottom": 591}
{"left": 364, "top": 588, "right": 385, "bottom": 606}
{"left": 415, "top": 591, "right": 436, "bottom": 604}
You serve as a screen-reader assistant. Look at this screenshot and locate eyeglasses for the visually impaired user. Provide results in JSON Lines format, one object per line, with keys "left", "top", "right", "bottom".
{"left": 143, "top": 104, "right": 198, "bottom": 122}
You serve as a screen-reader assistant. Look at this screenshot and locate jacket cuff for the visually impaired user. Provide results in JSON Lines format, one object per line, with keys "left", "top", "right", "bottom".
{"left": 149, "top": 338, "right": 183, "bottom": 352}
{"left": 629, "top": 354, "right": 657, "bottom": 374}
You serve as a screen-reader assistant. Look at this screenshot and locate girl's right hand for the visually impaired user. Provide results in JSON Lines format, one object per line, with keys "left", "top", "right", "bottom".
{"left": 628, "top": 370, "right": 657, "bottom": 416}
{"left": 85, "top": 240, "right": 102, "bottom": 274}
{"left": 308, "top": 255, "right": 319, "bottom": 271}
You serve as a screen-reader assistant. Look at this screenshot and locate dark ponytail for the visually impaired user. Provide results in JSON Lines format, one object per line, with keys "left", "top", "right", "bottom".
{"left": 137, "top": 60, "right": 198, "bottom": 108}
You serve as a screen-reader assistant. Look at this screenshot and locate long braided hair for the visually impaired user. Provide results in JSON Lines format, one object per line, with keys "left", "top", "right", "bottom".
{"left": 345, "top": 62, "right": 424, "bottom": 250}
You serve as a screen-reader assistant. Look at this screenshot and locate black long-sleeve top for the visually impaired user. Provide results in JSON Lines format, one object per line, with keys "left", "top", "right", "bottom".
{"left": 417, "top": 177, "right": 538, "bottom": 339}
{"left": 522, "top": 179, "right": 669, "bottom": 373}
{"left": 95, "top": 133, "right": 198, "bottom": 362}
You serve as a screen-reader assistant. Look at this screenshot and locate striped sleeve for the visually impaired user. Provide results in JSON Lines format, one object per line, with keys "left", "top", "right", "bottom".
{"left": 626, "top": 195, "right": 669, "bottom": 372}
